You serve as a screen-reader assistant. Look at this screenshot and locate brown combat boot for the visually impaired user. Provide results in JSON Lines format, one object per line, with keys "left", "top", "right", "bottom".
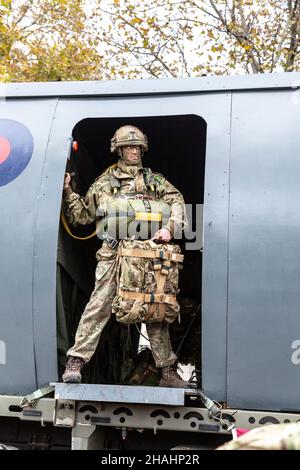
{"left": 62, "top": 357, "right": 84, "bottom": 383}
{"left": 159, "top": 365, "right": 190, "bottom": 388}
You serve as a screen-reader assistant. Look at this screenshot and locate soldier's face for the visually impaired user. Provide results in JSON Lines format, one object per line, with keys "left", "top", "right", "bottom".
{"left": 121, "top": 145, "right": 142, "bottom": 165}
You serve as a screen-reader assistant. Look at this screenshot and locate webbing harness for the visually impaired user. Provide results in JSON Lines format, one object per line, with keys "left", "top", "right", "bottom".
{"left": 117, "top": 245, "right": 183, "bottom": 322}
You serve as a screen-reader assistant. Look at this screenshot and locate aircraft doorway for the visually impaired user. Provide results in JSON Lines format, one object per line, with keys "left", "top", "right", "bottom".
{"left": 57, "top": 115, "right": 206, "bottom": 385}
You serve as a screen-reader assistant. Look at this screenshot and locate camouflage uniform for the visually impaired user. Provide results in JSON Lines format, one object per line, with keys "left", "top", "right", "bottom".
{"left": 64, "top": 159, "right": 187, "bottom": 368}
{"left": 217, "top": 422, "right": 300, "bottom": 450}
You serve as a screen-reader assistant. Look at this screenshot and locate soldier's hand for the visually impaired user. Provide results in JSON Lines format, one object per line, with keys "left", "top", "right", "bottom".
{"left": 153, "top": 228, "right": 172, "bottom": 243}
{"left": 64, "top": 172, "right": 72, "bottom": 189}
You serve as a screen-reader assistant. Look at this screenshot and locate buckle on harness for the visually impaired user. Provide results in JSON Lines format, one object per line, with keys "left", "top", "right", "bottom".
{"left": 102, "top": 232, "right": 119, "bottom": 249}
{"left": 108, "top": 238, "right": 119, "bottom": 249}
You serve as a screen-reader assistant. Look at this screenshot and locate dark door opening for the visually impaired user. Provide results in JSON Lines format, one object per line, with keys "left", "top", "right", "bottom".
{"left": 57, "top": 114, "right": 206, "bottom": 385}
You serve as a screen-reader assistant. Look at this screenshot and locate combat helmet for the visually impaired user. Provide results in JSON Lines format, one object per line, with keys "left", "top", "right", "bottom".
{"left": 110, "top": 125, "right": 148, "bottom": 153}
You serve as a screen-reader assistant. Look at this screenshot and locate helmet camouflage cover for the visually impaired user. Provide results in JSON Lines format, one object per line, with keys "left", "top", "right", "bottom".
{"left": 111, "top": 125, "right": 148, "bottom": 153}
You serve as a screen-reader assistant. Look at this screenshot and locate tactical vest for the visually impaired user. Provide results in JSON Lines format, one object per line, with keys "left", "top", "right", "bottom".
{"left": 112, "top": 239, "right": 184, "bottom": 324}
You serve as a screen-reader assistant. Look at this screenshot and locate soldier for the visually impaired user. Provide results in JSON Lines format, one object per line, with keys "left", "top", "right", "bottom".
{"left": 62, "top": 125, "right": 188, "bottom": 387}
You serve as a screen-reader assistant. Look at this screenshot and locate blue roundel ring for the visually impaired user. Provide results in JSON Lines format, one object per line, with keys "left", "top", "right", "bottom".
{"left": 0, "top": 119, "right": 34, "bottom": 187}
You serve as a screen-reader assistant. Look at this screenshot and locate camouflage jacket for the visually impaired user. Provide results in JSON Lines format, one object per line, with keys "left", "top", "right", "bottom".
{"left": 63, "top": 159, "right": 187, "bottom": 236}
{"left": 217, "top": 422, "right": 300, "bottom": 450}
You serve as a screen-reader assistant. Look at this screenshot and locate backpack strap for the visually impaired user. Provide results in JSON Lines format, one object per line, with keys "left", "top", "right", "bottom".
{"left": 117, "top": 244, "right": 183, "bottom": 323}
{"left": 109, "top": 174, "right": 121, "bottom": 194}
{"left": 119, "top": 247, "right": 184, "bottom": 263}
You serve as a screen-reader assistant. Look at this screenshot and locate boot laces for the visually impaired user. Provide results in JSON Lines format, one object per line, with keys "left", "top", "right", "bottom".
{"left": 66, "top": 357, "right": 83, "bottom": 372}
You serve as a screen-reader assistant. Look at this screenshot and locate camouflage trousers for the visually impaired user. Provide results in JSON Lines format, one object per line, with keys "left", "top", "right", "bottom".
{"left": 67, "top": 241, "right": 177, "bottom": 368}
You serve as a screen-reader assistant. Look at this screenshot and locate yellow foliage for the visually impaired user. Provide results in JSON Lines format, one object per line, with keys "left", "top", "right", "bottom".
{"left": 130, "top": 17, "right": 143, "bottom": 26}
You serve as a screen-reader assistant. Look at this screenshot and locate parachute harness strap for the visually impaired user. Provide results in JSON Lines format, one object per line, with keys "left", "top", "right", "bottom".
{"left": 119, "top": 247, "right": 183, "bottom": 263}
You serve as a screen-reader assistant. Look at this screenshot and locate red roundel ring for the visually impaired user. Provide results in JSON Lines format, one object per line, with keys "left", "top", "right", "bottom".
{"left": 0, "top": 136, "right": 10, "bottom": 164}
{"left": 0, "top": 119, "right": 34, "bottom": 186}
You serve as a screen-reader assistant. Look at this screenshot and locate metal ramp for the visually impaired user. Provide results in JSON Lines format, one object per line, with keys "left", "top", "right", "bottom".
{"left": 50, "top": 384, "right": 230, "bottom": 449}
{"left": 53, "top": 383, "right": 196, "bottom": 406}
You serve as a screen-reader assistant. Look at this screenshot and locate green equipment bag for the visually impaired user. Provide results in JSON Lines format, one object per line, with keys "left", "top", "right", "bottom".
{"left": 99, "top": 197, "right": 171, "bottom": 240}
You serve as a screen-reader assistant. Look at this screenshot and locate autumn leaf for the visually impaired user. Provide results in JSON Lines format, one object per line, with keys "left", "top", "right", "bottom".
{"left": 130, "top": 17, "right": 143, "bottom": 26}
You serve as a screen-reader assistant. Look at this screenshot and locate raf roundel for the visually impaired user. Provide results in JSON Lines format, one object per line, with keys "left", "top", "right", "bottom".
{"left": 0, "top": 119, "right": 34, "bottom": 187}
